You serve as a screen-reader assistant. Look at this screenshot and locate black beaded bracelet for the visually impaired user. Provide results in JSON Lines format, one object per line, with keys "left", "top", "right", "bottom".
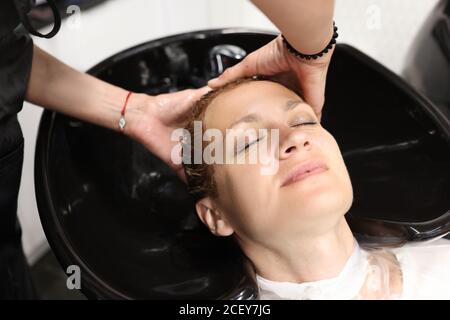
{"left": 282, "top": 22, "right": 338, "bottom": 60}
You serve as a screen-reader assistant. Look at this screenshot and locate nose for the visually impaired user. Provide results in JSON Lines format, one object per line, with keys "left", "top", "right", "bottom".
{"left": 278, "top": 128, "right": 312, "bottom": 160}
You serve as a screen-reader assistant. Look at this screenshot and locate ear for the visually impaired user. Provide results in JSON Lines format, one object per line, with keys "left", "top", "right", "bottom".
{"left": 195, "top": 198, "right": 234, "bottom": 237}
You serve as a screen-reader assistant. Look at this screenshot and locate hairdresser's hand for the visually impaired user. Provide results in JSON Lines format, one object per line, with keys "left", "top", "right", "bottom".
{"left": 126, "top": 87, "right": 210, "bottom": 181}
{"left": 208, "top": 35, "right": 333, "bottom": 119}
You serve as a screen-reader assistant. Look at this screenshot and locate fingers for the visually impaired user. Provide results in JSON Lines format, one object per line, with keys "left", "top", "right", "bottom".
{"left": 159, "top": 86, "right": 211, "bottom": 106}
{"left": 208, "top": 37, "right": 285, "bottom": 88}
{"left": 159, "top": 86, "right": 211, "bottom": 120}
{"left": 175, "top": 166, "right": 187, "bottom": 183}
{"left": 182, "top": 86, "right": 211, "bottom": 97}
{"left": 303, "top": 89, "right": 325, "bottom": 118}
{"left": 192, "top": 86, "right": 212, "bottom": 100}
{"left": 179, "top": 86, "right": 212, "bottom": 105}
{"left": 208, "top": 58, "right": 253, "bottom": 89}
{"left": 166, "top": 153, "right": 187, "bottom": 183}
{"left": 305, "top": 95, "right": 325, "bottom": 120}
{"left": 158, "top": 145, "right": 187, "bottom": 182}
{"left": 316, "top": 110, "right": 323, "bottom": 122}
{"left": 296, "top": 71, "right": 327, "bottom": 119}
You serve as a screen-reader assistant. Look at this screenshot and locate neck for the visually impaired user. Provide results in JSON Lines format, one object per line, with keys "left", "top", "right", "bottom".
{"left": 242, "top": 217, "right": 355, "bottom": 283}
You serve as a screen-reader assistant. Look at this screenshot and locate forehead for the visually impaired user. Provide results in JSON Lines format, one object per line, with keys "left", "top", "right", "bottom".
{"left": 204, "top": 81, "right": 302, "bottom": 130}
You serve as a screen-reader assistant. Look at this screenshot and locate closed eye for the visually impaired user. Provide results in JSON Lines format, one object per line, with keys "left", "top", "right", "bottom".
{"left": 240, "top": 135, "right": 265, "bottom": 153}
{"left": 291, "top": 121, "right": 317, "bottom": 127}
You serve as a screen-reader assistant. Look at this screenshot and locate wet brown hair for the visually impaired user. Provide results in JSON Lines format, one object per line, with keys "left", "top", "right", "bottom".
{"left": 183, "top": 77, "right": 261, "bottom": 201}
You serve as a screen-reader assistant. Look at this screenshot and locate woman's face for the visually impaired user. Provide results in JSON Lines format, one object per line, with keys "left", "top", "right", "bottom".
{"left": 201, "top": 81, "right": 353, "bottom": 244}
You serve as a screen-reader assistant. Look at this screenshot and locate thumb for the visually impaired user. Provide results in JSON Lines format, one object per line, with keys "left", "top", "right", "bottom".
{"left": 166, "top": 86, "right": 212, "bottom": 117}
{"left": 298, "top": 74, "right": 327, "bottom": 119}
{"left": 174, "top": 164, "right": 187, "bottom": 183}
{"left": 178, "top": 86, "right": 212, "bottom": 105}
{"left": 191, "top": 86, "right": 212, "bottom": 100}
{"left": 302, "top": 87, "right": 325, "bottom": 118}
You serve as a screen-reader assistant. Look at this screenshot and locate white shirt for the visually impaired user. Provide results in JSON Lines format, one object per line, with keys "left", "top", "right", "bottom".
{"left": 257, "top": 237, "right": 450, "bottom": 300}
{"left": 392, "top": 238, "right": 450, "bottom": 299}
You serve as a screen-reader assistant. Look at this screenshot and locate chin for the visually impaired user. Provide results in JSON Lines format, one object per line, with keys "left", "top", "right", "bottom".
{"left": 283, "top": 186, "right": 353, "bottom": 219}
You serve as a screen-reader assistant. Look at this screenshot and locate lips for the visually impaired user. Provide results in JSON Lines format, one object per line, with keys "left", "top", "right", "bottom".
{"left": 281, "top": 160, "right": 329, "bottom": 187}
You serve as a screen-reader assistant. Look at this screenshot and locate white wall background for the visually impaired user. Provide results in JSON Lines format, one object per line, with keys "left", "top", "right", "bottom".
{"left": 18, "top": 0, "right": 440, "bottom": 264}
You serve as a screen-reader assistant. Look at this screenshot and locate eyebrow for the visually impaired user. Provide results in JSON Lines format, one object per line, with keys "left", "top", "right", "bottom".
{"left": 230, "top": 114, "right": 261, "bottom": 129}
{"left": 285, "top": 99, "right": 304, "bottom": 111}
{"left": 229, "top": 99, "right": 308, "bottom": 129}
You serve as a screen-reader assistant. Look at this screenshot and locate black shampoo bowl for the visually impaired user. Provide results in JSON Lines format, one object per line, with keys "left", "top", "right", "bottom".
{"left": 35, "top": 29, "right": 450, "bottom": 299}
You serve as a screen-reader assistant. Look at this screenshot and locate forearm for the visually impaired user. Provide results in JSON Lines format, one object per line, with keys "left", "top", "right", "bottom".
{"left": 25, "top": 45, "right": 143, "bottom": 133}
{"left": 251, "top": 0, "right": 335, "bottom": 55}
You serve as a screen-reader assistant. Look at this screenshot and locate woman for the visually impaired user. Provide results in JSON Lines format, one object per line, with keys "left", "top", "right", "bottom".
{"left": 182, "top": 78, "right": 450, "bottom": 300}
{"left": 0, "top": 0, "right": 336, "bottom": 298}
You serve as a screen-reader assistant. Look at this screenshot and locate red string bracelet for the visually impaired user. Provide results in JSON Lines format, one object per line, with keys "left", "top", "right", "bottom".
{"left": 119, "top": 91, "right": 132, "bottom": 132}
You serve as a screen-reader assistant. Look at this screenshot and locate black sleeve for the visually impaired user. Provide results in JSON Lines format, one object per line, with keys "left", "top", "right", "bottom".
{"left": 0, "top": 1, "right": 24, "bottom": 39}
{"left": 0, "top": 0, "right": 34, "bottom": 120}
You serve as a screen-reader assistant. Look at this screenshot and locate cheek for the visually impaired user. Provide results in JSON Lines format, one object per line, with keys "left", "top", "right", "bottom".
{"left": 313, "top": 131, "right": 353, "bottom": 193}
{"left": 216, "top": 164, "right": 267, "bottom": 202}
{"left": 326, "top": 136, "right": 354, "bottom": 206}
{"left": 214, "top": 164, "right": 275, "bottom": 222}
{"left": 314, "top": 130, "right": 347, "bottom": 170}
